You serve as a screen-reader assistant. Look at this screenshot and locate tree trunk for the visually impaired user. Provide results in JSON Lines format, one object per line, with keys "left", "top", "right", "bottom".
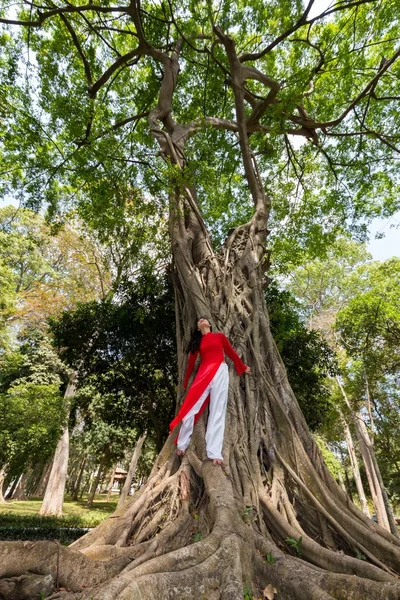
{"left": 343, "top": 419, "right": 370, "bottom": 516}
{"left": 370, "top": 450, "right": 400, "bottom": 538}
{"left": 336, "top": 376, "right": 395, "bottom": 532}
{"left": 72, "top": 455, "right": 87, "bottom": 501}
{"left": 32, "top": 460, "right": 53, "bottom": 498}
{"left": 355, "top": 413, "right": 399, "bottom": 536}
{"left": 106, "top": 464, "right": 117, "bottom": 503}
{"left": 0, "top": 466, "right": 8, "bottom": 503}
{"left": 87, "top": 462, "right": 104, "bottom": 508}
{"left": 39, "top": 378, "right": 75, "bottom": 517}
{"left": 5, "top": 475, "right": 20, "bottom": 500}
{"left": 117, "top": 432, "right": 147, "bottom": 509}
{"left": 11, "top": 470, "right": 30, "bottom": 501}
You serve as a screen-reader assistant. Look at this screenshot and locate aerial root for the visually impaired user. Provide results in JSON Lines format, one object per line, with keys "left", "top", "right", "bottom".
{"left": 279, "top": 439, "right": 400, "bottom": 567}
{"left": 47, "top": 534, "right": 237, "bottom": 600}
{"left": 71, "top": 465, "right": 182, "bottom": 552}
{"left": 275, "top": 450, "right": 396, "bottom": 574}
{"left": 259, "top": 488, "right": 396, "bottom": 582}
{"left": 121, "top": 509, "right": 193, "bottom": 572}
{"left": 254, "top": 553, "right": 400, "bottom": 600}
{"left": 0, "top": 541, "right": 129, "bottom": 593}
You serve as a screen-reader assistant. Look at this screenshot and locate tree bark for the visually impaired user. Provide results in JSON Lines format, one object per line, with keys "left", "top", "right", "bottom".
{"left": 117, "top": 432, "right": 147, "bottom": 509}
{"left": 87, "top": 461, "right": 104, "bottom": 508}
{"left": 39, "top": 378, "right": 75, "bottom": 517}
{"left": 72, "top": 455, "right": 87, "bottom": 501}
{"left": 106, "top": 464, "right": 117, "bottom": 503}
{"left": 11, "top": 470, "right": 30, "bottom": 501}
{"left": 343, "top": 419, "right": 370, "bottom": 516}
{"left": 32, "top": 460, "right": 53, "bottom": 498}
{"left": 0, "top": 466, "right": 8, "bottom": 503}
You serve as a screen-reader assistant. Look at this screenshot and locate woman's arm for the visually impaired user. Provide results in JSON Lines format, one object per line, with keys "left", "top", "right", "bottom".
{"left": 221, "top": 334, "right": 248, "bottom": 375}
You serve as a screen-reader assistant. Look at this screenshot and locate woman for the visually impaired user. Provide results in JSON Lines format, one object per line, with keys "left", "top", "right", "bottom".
{"left": 169, "top": 317, "right": 251, "bottom": 465}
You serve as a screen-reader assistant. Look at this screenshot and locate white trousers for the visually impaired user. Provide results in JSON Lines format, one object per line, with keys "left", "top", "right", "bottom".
{"left": 177, "top": 362, "right": 229, "bottom": 460}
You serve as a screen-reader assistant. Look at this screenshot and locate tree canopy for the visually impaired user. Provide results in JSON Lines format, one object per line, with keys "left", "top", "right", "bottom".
{"left": 0, "top": 1, "right": 399, "bottom": 264}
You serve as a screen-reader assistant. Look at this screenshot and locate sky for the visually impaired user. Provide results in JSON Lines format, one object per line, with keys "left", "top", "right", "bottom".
{"left": 366, "top": 214, "right": 400, "bottom": 260}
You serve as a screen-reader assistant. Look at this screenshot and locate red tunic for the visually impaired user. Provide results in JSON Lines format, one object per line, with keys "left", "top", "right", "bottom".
{"left": 169, "top": 332, "right": 247, "bottom": 435}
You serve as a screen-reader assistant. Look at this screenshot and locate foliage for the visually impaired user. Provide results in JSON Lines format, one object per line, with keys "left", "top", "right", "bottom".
{"left": 265, "top": 283, "right": 338, "bottom": 430}
{"left": 313, "top": 433, "right": 344, "bottom": 481}
{"left": 265, "top": 552, "right": 276, "bottom": 565}
{"left": 0, "top": 2, "right": 399, "bottom": 266}
{"left": 0, "top": 383, "right": 65, "bottom": 475}
{"left": 285, "top": 536, "right": 303, "bottom": 557}
{"left": 0, "top": 205, "right": 111, "bottom": 347}
{"left": 287, "top": 238, "right": 372, "bottom": 331}
{"left": 0, "top": 328, "right": 70, "bottom": 474}
{"left": 50, "top": 269, "right": 177, "bottom": 451}
{"left": 336, "top": 258, "right": 400, "bottom": 376}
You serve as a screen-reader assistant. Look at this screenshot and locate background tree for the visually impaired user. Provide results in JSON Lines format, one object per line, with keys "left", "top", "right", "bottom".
{"left": 335, "top": 258, "right": 400, "bottom": 533}
{"left": 0, "top": 206, "right": 111, "bottom": 340}
{"left": 266, "top": 283, "right": 338, "bottom": 430}
{"left": 50, "top": 269, "right": 177, "bottom": 451}
{"left": 290, "top": 249, "right": 400, "bottom": 529}
{"left": 0, "top": 330, "right": 68, "bottom": 502}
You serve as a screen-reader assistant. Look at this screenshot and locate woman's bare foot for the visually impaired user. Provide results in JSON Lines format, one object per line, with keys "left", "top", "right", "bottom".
{"left": 213, "top": 458, "right": 224, "bottom": 466}
{"left": 177, "top": 449, "right": 186, "bottom": 456}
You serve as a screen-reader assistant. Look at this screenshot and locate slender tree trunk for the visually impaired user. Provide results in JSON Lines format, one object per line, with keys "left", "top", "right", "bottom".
{"left": 5, "top": 475, "right": 20, "bottom": 500}
{"left": 355, "top": 413, "right": 399, "bottom": 536}
{"left": 25, "top": 462, "right": 43, "bottom": 496}
{"left": 370, "top": 450, "right": 399, "bottom": 538}
{"left": 106, "top": 464, "right": 117, "bottom": 503}
{"left": 336, "top": 376, "right": 393, "bottom": 531}
{"left": 72, "top": 455, "right": 87, "bottom": 501}
{"left": 0, "top": 465, "right": 9, "bottom": 503}
{"left": 32, "top": 460, "right": 53, "bottom": 498}
{"left": 87, "top": 462, "right": 104, "bottom": 508}
{"left": 117, "top": 432, "right": 147, "bottom": 509}
{"left": 363, "top": 376, "right": 398, "bottom": 537}
{"left": 354, "top": 412, "right": 390, "bottom": 530}
{"left": 11, "top": 470, "right": 30, "bottom": 501}
{"left": 39, "top": 378, "right": 75, "bottom": 517}
{"left": 343, "top": 419, "right": 370, "bottom": 516}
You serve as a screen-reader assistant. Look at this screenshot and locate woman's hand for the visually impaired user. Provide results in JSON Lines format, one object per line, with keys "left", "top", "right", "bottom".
{"left": 244, "top": 366, "right": 252, "bottom": 374}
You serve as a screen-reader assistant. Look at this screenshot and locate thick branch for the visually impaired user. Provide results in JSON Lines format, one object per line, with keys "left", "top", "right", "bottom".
{"left": 214, "top": 27, "right": 268, "bottom": 218}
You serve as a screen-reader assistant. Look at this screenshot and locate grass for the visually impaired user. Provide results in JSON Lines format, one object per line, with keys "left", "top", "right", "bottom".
{"left": 0, "top": 493, "right": 119, "bottom": 543}
{"left": 0, "top": 493, "right": 118, "bottom": 528}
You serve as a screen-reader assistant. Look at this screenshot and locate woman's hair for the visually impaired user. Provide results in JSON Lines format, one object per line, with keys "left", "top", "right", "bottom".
{"left": 187, "top": 316, "right": 212, "bottom": 354}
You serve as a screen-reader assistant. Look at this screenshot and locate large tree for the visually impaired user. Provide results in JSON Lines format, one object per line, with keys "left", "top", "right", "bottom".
{"left": 1, "top": 1, "right": 400, "bottom": 599}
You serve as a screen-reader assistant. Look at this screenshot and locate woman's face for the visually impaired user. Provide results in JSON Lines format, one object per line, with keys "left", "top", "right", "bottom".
{"left": 197, "top": 317, "right": 211, "bottom": 329}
